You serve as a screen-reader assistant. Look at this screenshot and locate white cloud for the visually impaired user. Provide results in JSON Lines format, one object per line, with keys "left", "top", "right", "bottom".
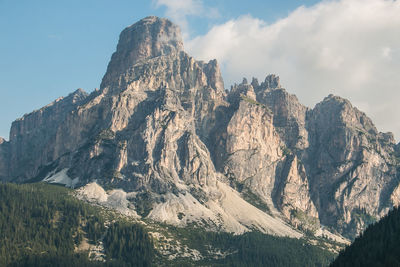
{"left": 154, "top": 0, "right": 219, "bottom": 38}
{"left": 186, "top": 0, "right": 400, "bottom": 140}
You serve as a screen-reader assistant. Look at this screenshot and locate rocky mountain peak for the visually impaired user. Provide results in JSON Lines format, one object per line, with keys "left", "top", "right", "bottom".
{"left": 1, "top": 16, "right": 399, "bottom": 241}
{"left": 201, "top": 59, "right": 225, "bottom": 92}
{"left": 0, "top": 137, "right": 4, "bottom": 145}
{"left": 251, "top": 77, "right": 259, "bottom": 88}
{"left": 69, "top": 88, "right": 88, "bottom": 103}
{"left": 101, "top": 16, "right": 183, "bottom": 88}
{"left": 379, "top": 132, "right": 396, "bottom": 144}
{"left": 314, "top": 94, "right": 378, "bottom": 135}
{"left": 260, "top": 74, "right": 281, "bottom": 90}
{"left": 228, "top": 81, "right": 256, "bottom": 107}
{"left": 72, "top": 88, "right": 87, "bottom": 96}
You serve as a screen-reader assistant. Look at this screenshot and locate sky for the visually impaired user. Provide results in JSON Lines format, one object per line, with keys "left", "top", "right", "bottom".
{"left": 0, "top": 0, "right": 399, "bottom": 141}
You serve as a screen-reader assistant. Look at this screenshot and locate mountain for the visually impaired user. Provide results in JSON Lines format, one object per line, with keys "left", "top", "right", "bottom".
{"left": 331, "top": 206, "right": 400, "bottom": 266}
{"left": 1, "top": 16, "right": 399, "bottom": 241}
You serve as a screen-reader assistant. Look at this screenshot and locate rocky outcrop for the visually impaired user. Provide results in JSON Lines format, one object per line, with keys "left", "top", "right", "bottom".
{"left": 305, "top": 95, "right": 399, "bottom": 236}
{"left": 255, "top": 80, "right": 309, "bottom": 150}
{"left": 222, "top": 77, "right": 400, "bottom": 237}
{"left": 223, "top": 92, "right": 282, "bottom": 204}
{"left": 219, "top": 81, "right": 319, "bottom": 228}
{"left": 8, "top": 89, "right": 88, "bottom": 181}
{"left": 1, "top": 16, "right": 398, "bottom": 240}
{"left": 101, "top": 16, "right": 184, "bottom": 90}
{"left": 274, "top": 154, "right": 319, "bottom": 230}
{"left": 59, "top": 54, "right": 227, "bottom": 194}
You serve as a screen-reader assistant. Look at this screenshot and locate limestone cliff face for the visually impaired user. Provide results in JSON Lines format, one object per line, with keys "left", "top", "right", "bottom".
{"left": 254, "top": 76, "right": 309, "bottom": 150}
{"left": 220, "top": 76, "right": 399, "bottom": 237}
{"left": 44, "top": 17, "right": 297, "bottom": 236}
{"left": 101, "top": 16, "right": 184, "bottom": 90}
{"left": 5, "top": 17, "right": 226, "bottom": 187}
{"left": 220, "top": 78, "right": 319, "bottom": 229}
{"left": 49, "top": 19, "right": 225, "bottom": 195}
{"left": 306, "top": 95, "right": 399, "bottom": 236}
{"left": 274, "top": 154, "right": 319, "bottom": 230}
{"left": 7, "top": 89, "right": 88, "bottom": 181}
{"left": 1, "top": 16, "right": 399, "bottom": 239}
{"left": 223, "top": 94, "right": 282, "bottom": 211}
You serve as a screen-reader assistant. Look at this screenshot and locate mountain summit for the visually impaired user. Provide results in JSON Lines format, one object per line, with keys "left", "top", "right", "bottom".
{"left": 102, "top": 16, "right": 184, "bottom": 88}
{"left": 0, "top": 17, "right": 399, "bottom": 240}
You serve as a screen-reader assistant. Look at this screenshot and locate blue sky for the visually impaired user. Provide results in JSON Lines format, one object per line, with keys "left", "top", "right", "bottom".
{"left": 1, "top": 0, "right": 399, "bottom": 140}
{"left": 0, "top": 0, "right": 320, "bottom": 139}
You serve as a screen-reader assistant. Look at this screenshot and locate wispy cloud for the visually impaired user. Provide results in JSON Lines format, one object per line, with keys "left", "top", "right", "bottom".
{"left": 153, "top": 0, "right": 219, "bottom": 38}
{"left": 186, "top": 0, "right": 400, "bottom": 139}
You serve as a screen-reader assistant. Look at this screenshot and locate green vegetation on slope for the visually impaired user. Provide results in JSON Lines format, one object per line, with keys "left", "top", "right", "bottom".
{"left": 153, "top": 224, "right": 335, "bottom": 266}
{"left": 0, "top": 183, "right": 154, "bottom": 267}
{"left": 0, "top": 182, "right": 335, "bottom": 266}
{"left": 217, "top": 232, "right": 333, "bottom": 267}
{"left": 104, "top": 222, "right": 154, "bottom": 266}
{"left": 331, "top": 206, "right": 400, "bottom": 267}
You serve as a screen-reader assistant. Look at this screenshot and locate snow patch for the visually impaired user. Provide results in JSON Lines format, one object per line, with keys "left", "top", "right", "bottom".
{"left": 43, "top": 168, "right": 79, "bottom": 188}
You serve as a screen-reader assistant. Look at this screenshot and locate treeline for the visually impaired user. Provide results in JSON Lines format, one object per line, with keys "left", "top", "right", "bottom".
{"left": 166, "top": 226, "right": 334, "bottom": 266}
{"left": 0, "top": 183, "right": 154, "bottom": 267}
{"left": 331, "top": 206, "right": 400, "bottom": 267}
{"left": 219, "top": 232, "right": 334, "bottom": 267}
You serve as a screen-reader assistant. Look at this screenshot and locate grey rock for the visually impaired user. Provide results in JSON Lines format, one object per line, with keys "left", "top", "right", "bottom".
{"left": 1, "top": 17, "right": 398, "bottom": 239}
{"left": 257, "top": 74, "right": 281, "bottom": 91}
{"left": 305, "top": 94, "right": 399, "bottom": 237}
{"left": 274, "top": 154, "right": 319, "bottom": 231}
{"left": 251, "top": 77, "right": 259, "bottom": 88}
{"left": 22, "top": 17, "right": 226, "bottom": 196}
{"left": 219, "top": 85, "right": 319, "bottom": 229}
{"left": 8, "top": 89, "right": 88, "bottom": 181}
{"left": 101, "top": 16, "right": 184, "bottom": 90}
{"left": 255, "top": 83, "right": 309, "bottom": 150}
{"left": 222, "top": 98, "right": 282, "bottom": 203}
